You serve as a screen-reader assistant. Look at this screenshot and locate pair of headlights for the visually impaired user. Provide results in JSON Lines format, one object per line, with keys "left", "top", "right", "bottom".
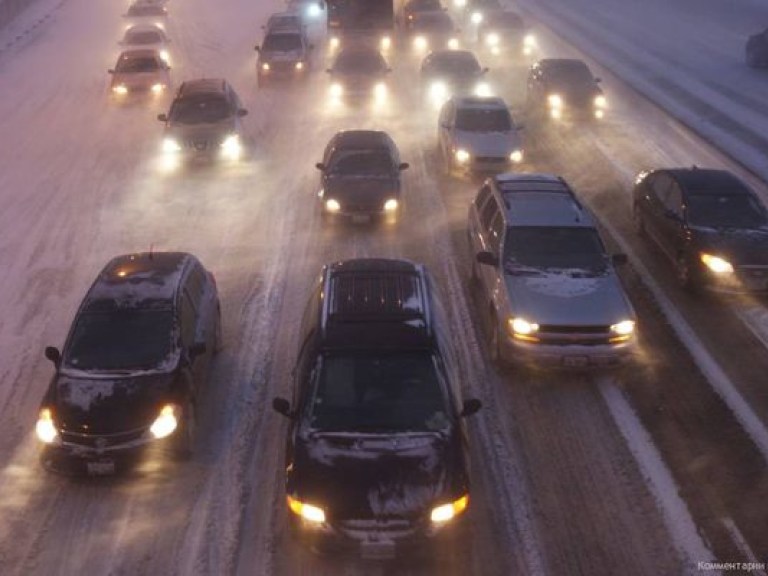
{"left": 324, "top": 198, "right": 398, "bottom": 213}
{"left": 35, "top": 404, "right": 181, "bottom": 445}
{"left": 162, "top": 134, "right": 242, "bottom": 159}
{"left": 547, "top": 94, "right": 608, "bottom": 109}
{"left": 506, "top": 317, "right": 636, "bottom": 342}
{"left": 454, "top": 149, "right": 524, "bottom": 164}
{"left": 287, "top": 494, "right": 468, "bottom": 526}
{"left": 413, "top": 37, "right": 459, "bottom": 51}
{"left": 261, "top": 62, "right": 305, "bottom": 71}
{"left": 112, "top": 83, "right": 166, "bottom": 95}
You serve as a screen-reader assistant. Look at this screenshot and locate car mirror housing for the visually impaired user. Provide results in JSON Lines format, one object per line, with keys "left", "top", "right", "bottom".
{"left": 461, "top": 398, "right": 482, "bottom": 417}
{"left": 157, "top": 113, "right": 168, "bottom": 122}
{"left": 237, "top": 108, "right": 248, "bottom": 117}
{"left": 44, "top": 346, "right": 61, "bottom": 367}
{"left": 595, "top": 77, "right": 602, "bottom": 83}
{"left": 272, "top": 397, "right": 293, "bottom": 418}
{"left": 476, "top": 251, "right": 499, "bottom": 267}
{"left": 254, "top": 45, "right": 260, "bottom": 52}
{"left": 612, "top": 253, "right": 628, "bottom": 266}
{"left": 399, "top": 162, "right": 410, "bottom": 170}
{"left": 482, "top": 67, "right": 489, "bottom": 74}
{"left": 108, "top": 69, "right": 115, "bottom": 74}
{"left": 315, "top": 162, "right": 326, "bottom": 171}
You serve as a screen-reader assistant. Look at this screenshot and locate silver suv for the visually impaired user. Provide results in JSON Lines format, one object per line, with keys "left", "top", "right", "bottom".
{"left": 467, "top": 173, "right": 637, "bottom": 368}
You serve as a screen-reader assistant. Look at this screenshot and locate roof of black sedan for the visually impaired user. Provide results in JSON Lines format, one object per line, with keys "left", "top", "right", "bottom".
{"left": 330, "top": 130, "right": 394, "bottom": 149}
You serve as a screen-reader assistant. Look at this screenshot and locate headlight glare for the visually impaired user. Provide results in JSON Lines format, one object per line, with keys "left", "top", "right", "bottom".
{"left": 261, "top": 62, "right": 270, "bottom": 71}
{"left": 36, "top": 408, "right": 58, "bottom": 444}
{"left": 380, "top": 36, "right": 391, "bottom": 50}
{"left": 447, "top": 38, "right": 459, "bottom": 50}
{"left": 374, "top": 82, "right": 387, "bottom": 98}
{"left": 509, "top": 317, "right": 539, "bottom": 335}
{"left": 548, "top": 94, "right": 563, "bottom": 108}
{"left": 149, "top": 404, "right": 179, "bottom": 439}
{"left": 325, "top": 198, "right": 341, "bottom": 212}
{"left": 474, "top": 82, "right": 491, "bottom": 97}
{"left": 288, "top": 496, "right": 326, "bottom": 523}
{"left": 112, "top": 84, "right": 128, "bottom": 95}
{"left": 162, "top": 137, "right": 181, "bottom": 153}
{"left": 486, "top": 33, "right": 499, "bottom": 46}
{"left": 221, "top": 134, "right": 242, "bottom": 159}
{"left": 151, "top": 83, "right": 164, "bottom": 94}
{"left": 471, "top": 12, "right": 482, "bottom": 24}
{"left": 701, "top": 253, "right": 734, "bottom": 273}
{"left": 610, "top": 320, "right": 635, "bottom": 336}
{"left": 384, "top": 198, "right": 398, "bottom": 211}
{"left": 330, "top": 83, "right": 343, "bottom": 97}
{"left": 510, "top": 149, "right": 523, "bottom": 163}
{"left": 455, "top": 149, "right": 470, "bottom": 163}
{"left": 295, "top": 61, "right": 304, "bottom": 70}
{"left": 430, "top": 495, "right": 469, "bottom": 523}
{"left": 594, "top": 95, "right": 607, "bottom": 108}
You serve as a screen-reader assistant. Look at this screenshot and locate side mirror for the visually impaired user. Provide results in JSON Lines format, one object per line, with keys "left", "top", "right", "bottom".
{"left": 460, "top": 398, "right": 482, "bottom": 417}
{"left": 272, "top": 397, "right": 293, "bottom": 418}
{"left": 157, "top": 113, "right": 168, "bottom": 122}
{"left": 612, "top": 253, "right": 628, "bottom": 266}
{"left": 238, "top": 108, "right": 248, "bottom": 117}
{"left": 108, "top": 69, "right": 115, "bottom": 74}
{"left": 399, "top": 162, "right": 410, "bottom": 171}
{"left": 315, "top": 162, "right": 326, "bottom": 171}
{"left": 325, "top": 69, "right": 332, "bottom": 74}
{"left": 386, "top": 68, "right": 392, "bottom": 73}
{"left": 189, "top": 341, "right": 207, "bottom": 359}
{"left": 595, "top": 77, "right": 602, "bottom": 83}
{"left": 254, "top": 45, "right": 260, "bottom": 52}
{"left": 439, "top": 121, "right": 451, "bottom": 129}
{"left": 476, "top": 251, "right": 499, "bottom": 267}
{"left": 45, "top": 346, "right": 61, "bottom": 367}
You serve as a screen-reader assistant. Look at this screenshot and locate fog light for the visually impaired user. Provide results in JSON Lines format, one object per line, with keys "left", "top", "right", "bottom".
{"left": 430, "top": 495, "right": 468, "bottom": 524}
{"left": 288, "top": 496, "right": 326, "bottom": 524}
{"left": 35, "top": 408, "right": 58, "bottom": 444}
{"left": 384, "top": 198, "right": 398, "bottom": 211}
{"left": 112, "top": 85, "right": 128, "bottom": 95}
{"left": 150, "top": 404, "right": 179, "bottom": 439}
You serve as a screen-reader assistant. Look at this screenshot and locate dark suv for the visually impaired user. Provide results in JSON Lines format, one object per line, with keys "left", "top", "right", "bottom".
{"left": 272, "top": 258, "right": 481, "bottom": 560}
{"left": 157, "top": 78, "right": 248, "bottom": 167}
{"left": 633, "top": 167, "right": 768, "bottom": 292}
{"left": 35, "top": 252, "right": 221, "bottom": 474}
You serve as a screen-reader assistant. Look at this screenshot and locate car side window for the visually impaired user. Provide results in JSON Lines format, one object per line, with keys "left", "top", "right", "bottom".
{"left": 488, "top": 212, "right": 504, "bottom": 254}
{"left": 653, "top": 173, "right": 679, "bottom": 214}
{"left": 480, "top": 194, "right": 500, "bottom": 232}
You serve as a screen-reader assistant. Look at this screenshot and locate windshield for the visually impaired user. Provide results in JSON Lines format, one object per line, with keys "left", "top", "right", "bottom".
{"left": 455, "top": 107, "right": 512, "bottom": 131}
{"left": 329, "top": 150, "right": 393, "bottom": 176}
{"left": 170, "top": 96, "right": 231, "bottom": 124}
{"left": 503, "top": 226, "right": 608, "bottom": 274}
{"left": 115, "top": 56, "right": 160, "bottom": 73}
{"left": 687, "top": 193, "right": 768, "bottom": 229}
{"left": 263, "top": 34, "right": 303, "bottom": 51}
{"left": 334, "top": 50, "right": 387, "bottom": 74}
{"left": 308, "top": 352, "right": 450, "bottom": 433}
{"left": 125, "top": 31, "right": 163, "bottom": 44}
{"left": 546, "top": 61, "right": 595, "bottom": 88}
{"left": 64, "top": 308, "right": 174, "bottom": 371}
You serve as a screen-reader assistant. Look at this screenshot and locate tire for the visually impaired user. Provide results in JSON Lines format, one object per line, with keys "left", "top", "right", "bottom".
{"left": 173, "top": 398, "right": 196, "bottom": 461}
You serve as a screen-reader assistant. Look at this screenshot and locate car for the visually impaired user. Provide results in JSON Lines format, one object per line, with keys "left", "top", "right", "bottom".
{"left": 125, "top": 0, "right": 168, "bottom": 18}
{"left": 746, "top": 28, "right": 768, "bottom": 68}
{"left": 119, "top": 24, "right": 171, "bottom": 64}
{"left": 462, "top": 0, "right": 502, "bottom": 25}
{"left": 632, "top": 167, "right": 768, "bottom": 292}
{"left": 476, "top": 10, "right": 536, "bottom": 59}
{"left": 108, "top": 48, "right": 171, "bottom": 98}
{"left": 157, "top": 78, "right": 248, "bottom": 168}
{"left": 272, "top": 258, "right": 482, "bottom": 559}
{"left": 255, "top": 27, "right": 313, "bottom": 86}
{"left": 401, "top": 0, "right": 444, "bottom": 30}
{"left": 263, "top": 11, "right": 305, "bottom": 33}
{"left": 526, "top": 58, "right": 607, "bottom": 121}
{"left": 326, "top": 45, "right": 392, "bottom": 103}
{"left": 420, "top": 49, "right": 491, "bottom": 106}
{"left": 286, "top": 0, "right": 325, "bottom": 23}
{"left": 34, "top": 251, "right": 221, "bottom": 475}
{"left": 468, "top": 173, "right": 637, "bottom": 368}
{"left": 408, "top": 10, "right": 460, "bottom": 54}
{"left": 315, "top": 130, "right": 409, "bottom": 223}
{"left": 438, "top": 96, "right": 524, "bottom": 175}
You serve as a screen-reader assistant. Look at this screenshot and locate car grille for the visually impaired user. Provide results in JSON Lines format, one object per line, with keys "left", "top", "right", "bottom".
{"left": 338, "top": 517, "right": 418, "bottom": 538}
{"left": 536, "top": 324, "right": 614, "bottom": 346}
{"left": 186, "top": 139, "right": 215, "bottom": 152}
{"left": 473, "top": 156, "right": 509, "bottom": 166}
{"left": 61, "top": 428, "right": 146, "bottom": 449}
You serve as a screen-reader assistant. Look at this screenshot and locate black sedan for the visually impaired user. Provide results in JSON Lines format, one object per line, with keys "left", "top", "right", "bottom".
{"left": 315, "top": 130, "right": 409, "bottom": 223}
{"left": 746, "top": 28, "right": 768, "bottom": 68}
{"left": 633, "top": 167, "right": 768, "bottom": 292}
{"left": 526, "top": 58, "right": 607, "bottom": 121}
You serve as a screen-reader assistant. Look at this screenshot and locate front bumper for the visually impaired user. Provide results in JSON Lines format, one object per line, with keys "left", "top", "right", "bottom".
{"left": 503, "top": 334, "right": 637, "bottom": 369}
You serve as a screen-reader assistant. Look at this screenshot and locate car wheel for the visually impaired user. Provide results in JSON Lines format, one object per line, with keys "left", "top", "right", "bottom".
{"left": 632, "top": 205, "right": 646, "bottom": 237}
{"left": 173, "top": 398, "right": 196, "bottom": 460}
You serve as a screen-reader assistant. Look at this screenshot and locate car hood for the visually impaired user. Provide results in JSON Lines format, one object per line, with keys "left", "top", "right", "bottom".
{"left": 323, "top": 176, "right": 400, "bottom": 201}
{"left": 112, "top": 70, "right": 167, "bottom": 87}
{"left": 54, "top": 372, "right": 175, "bottom": 435}
{"left": 427, "top": 71, "right": 482, "bottom": 86}
{"left": 165, "top": 119, "right": 238, "bottom": 142}
{"left": 291, "top": 431, "right": 465, "bottom": 521}
{"left": 504, "top": 269, "right": 633, "bottom": 325}
{"left": 261, "top": 49, "right": 304, "bottom": 62}
{"left": 549, "top": 84, "right": 601, "bottom": 102}
{"left": 452, "top": 130, "right": 521, "bottom": 155}
{"left": 690, "top": 226, "right": 768, "bottom": 265}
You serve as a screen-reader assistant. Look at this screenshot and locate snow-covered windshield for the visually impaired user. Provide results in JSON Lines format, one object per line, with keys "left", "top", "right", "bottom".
{"left": 309, "top": 352, "right": 450, "bottom": 433}
{"left": 455, "top": 107, "right": 512, "bottom": 132}
{"left": 329, "top": 150, "right": 393, "bottom": 176}
{"left": 686, "top": 193, "right": 768, "bottom": 229}
{"left": 115, "top": 56, "right": 160, "bottom": 73}
{"left": 170, "top": 96, "right": 231, "bottom": 124}
{"left": 503, "top": 226, "right": 608, "bottom": 274}
{"left": 64, "top": 308, "right": 174, "bottom": 371}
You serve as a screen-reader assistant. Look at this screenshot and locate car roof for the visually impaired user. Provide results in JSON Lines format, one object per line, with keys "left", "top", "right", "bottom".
{"left": 661, "top": 168, "right": 753, "bottom": 195}
{"left": 451, "top": 95, "right": 507, "bottom": 109}
{"left": 537, "top": 58, "right": 591, "bottom": 72}
{"left": 492, "top": 173, "right": 594, "bottom": 228}
{"left": 178, "top": 78, "right": 228, "bottom": 96}
{"left": 330, "top": 130, "right": 394, "bottom": 149}
{"left": 427, "top": 49, "right": 479, "bottom": 63}
{"left": 83, "top": 252, "right": 193, "bottom": 310}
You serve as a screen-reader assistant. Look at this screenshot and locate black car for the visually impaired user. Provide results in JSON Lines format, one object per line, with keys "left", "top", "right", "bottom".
{"left": 476, "top": 10, "right": 535, "bottom": 59}
{"left": 420, "top": 49, "right": 490, "bottom": 104}
{"left": 326, "top": 45, "right": 392, "bottom": 102}
{"left": 157, "top": 78, "right": 248, "bottom": 167}
{"left": 633, "top": 167, "right": 768, "bottom": 292}
{"left": 315, "top": 130, "right": 409, "bottom": 223}
{"left": 408, "top": 10, "right": 460, "bottom": 54}
{"left": 746, "top": 28, "right": 768, "bottom": 68}
{"left": 272, "top": 258, "right": 481, "bottom": 559}
{"left": 526, "top": 58, "right": 607, "bottom": 121}
{"left": 35, "top": 252, "right": 221, "bottom": 474}
{"left": 255, "top": 27, "right": 313, "bottom": 86}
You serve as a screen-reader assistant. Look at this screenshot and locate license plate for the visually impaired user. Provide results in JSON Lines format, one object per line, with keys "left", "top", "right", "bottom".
{"left": 563, "top": 355, "right": 588, "bottom": 368}
{"left": 360, "top": 539, "right": 396, "bottom": 560}
{"left": 351, "top": 215, "right": 371, "bottom": 224}
{"left": 86, "top": 459, "right": 116, "bottom": 476}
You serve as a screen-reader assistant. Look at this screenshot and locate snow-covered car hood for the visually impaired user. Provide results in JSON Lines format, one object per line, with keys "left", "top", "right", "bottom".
{"left": 690, "top": 226, "right": 768, "bottom": 265}
{"left": 54, "top": 372, "right": 175, "bottom": 435}
{"left": 291, "top": 431, "right": 466, "bottom": 521}
{"left": 165, "top": 118, "right": 238, "bottom": 144}
{"left": 504, "top": 268, "right": 634, "bottom": 326}
{"left": 452, "top": 129, "right": 522, "bottom": 156}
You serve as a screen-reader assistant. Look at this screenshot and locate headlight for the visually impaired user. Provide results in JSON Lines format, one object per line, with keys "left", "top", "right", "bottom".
{"left": 380, "top": 36, "right": 391, "bottom": 50}
{"left": 384, "top": 198, "right": 398, "bottom": 211}
{"left": 162, "top": 137, "right": 181, "bottom": 153}
{"left": 288, "top": 495, "right": 326, "bottom": 524}
{"left": 594, "top": 95, "right": 607, "bottom": 108}
{"left": 510, "top": 150, "right": 523, "bottom": 163}
{"left": 35, "top": 408, "right": 59, "bottom": 444}
{"left": 508, "top": 317, "right": 539, "bottom": 341}
{"left": 112, "top": 84, "right": 128, "bottom": 95}
{"left": 430, "top": 495, "right": 469, "bottom": 524}
{"left": 325, "top": 198, "right": 341, "bottom": 212}
{"left": 159, "top": 49, "right": 170, "bottom": 64}
{"left": 523, "top": 34, "right": 536, "bottom": 48}
{"left": 414, "top": 36, "right": 428, "bottom": 50}
{"left": 329, "top": 36, "right": 340, "bottom": 49}
{"left": 295, "top": 61, "right": 304, "bottom": 70}
{"left": 430, "top": 81, "right": 447, "bottom": 100}
{"left": 374, "top": 82, "right": 387, "bottom": 99}
{"left": 453, "top": 0, "right": 466, "bottom": 8}
{"left": 548, "top": 93, "right": 563, "bottom": 108}
{"left": 447, "top": 38, "right": 460, "bottom": 50}
{"left": 220, "top": 134, "right": 242, "bottom": 159}
{"left": 151, "top": 83, "right": 165, "bottom": 94}
{"left": 610, "top": 320, "right": 635, "bottom": 336}
{"left": 485, "top": 33, "right": 499, "bottom": 47}
{"left": 474, "top": 82, "right": 491, "bottom": 97}
{"left": 149, "top": 404, "right": 179, "bottom": 439}
{"left": 701, "top": 253, "right": 734, "bottom": 274}
{"left": 471, "top": 12, "right": 483, "bottom": 24}
{"left": 330, "top": 83, "right": 343, "bottom": 97}
{"left": 307, "top": 3, "right": 322, "bottom": 17}
{"left": 455, "top": 149, "right": 470, "bottom": 163}
{"left": 261, "top": 62, "right": 270, "bottom": 71}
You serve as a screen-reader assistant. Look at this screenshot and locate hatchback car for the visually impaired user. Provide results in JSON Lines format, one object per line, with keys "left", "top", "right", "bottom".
{"left": 746, "top": 28, "right": 768, "bottom": 68}
{"left": 408, "top": 10, "right": 460, "bottom": 54}
{"left": 468, "top": 173, "right": 637, "bottom": 368}
{"left": 35, "top": 252, "right": 221, "bottom": 474}
{"left": 633, "top": 167, "right": 768, "bottom": 292}
{"left": 476, "top": 10, "right": 535, "bottom": 59}
{"left": 109, "top": 48, "right": 171, "bottom": 98}
{"left": 526, "top": 58, "right": 607, "bottom": 121}
{"left": 255, "top": 27, "right": 312, "bottom": 86}
{"left": 316, "top": 130, "right": 409, "bottom": 223}
{"left": 438, "top": 96, "right": 524, "bottom": 175}
{"left": 326, "top": 45, "right": 392, "bottom": 102}
{"left": 272, "top": 258, "right": 482, "bottom": 559}
{"left": 157, "top": 78, "right": 248, "bottom": 167}
{"left": 420, "top": 49, "right": 490, "bottom": 105}
{"left": 120, "top": 24, "right": 171, "bottom": 64}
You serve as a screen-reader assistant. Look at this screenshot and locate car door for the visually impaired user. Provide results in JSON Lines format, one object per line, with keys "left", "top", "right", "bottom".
{"left": 653, "top": 175, "right": 685, "bottom": 262}
{"left": 476, "top": 193, "right": 503, "bottom": 299}
{"left": 643, "top": 173, "right": 674, "bottom": 258}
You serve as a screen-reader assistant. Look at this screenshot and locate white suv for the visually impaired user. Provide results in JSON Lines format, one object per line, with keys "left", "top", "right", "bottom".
{"left": 467, "top": 173, "right": 637, "bottom": 368}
